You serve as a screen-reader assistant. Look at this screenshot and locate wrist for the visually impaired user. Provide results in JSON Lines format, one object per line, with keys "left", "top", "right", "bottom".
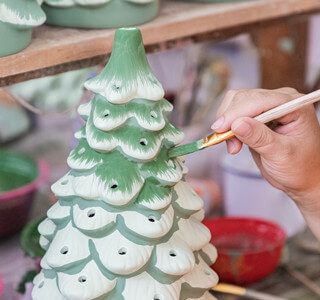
{"left": 290, "top": 187, "right": 320, "bottom": 241}
{"left": 289, "top": 186, "right": 320, "bottom": 215}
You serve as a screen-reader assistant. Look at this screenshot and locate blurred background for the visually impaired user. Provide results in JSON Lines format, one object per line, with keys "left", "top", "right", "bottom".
{"left": 1, "top": 5, "right": 320, "bottom": 300}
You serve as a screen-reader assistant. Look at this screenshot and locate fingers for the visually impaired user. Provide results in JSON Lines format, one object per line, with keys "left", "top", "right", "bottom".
{"left": 212, "top": 88, "right": 302, "bottom": 133}
{"left": 231, "top": 117, "right": 288, "bottom": 160}
{"left": 226, "top": 137, "right": 243, "bottom": 154}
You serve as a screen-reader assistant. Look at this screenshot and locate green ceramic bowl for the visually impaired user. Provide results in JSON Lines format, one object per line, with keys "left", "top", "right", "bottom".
{"left": 43, "top": 0, "right": 159, "bottom": 29}
{"left": 0, "top": 151, "right": 48, "bottom": 238}
{"left": 0, "top": 22, "right": 33, "bottom": 57}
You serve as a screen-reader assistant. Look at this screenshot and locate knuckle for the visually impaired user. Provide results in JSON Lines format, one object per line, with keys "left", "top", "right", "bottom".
{"left": 280, "top": 87, "right": 298, "bottom": 94}
{"left": 273, "top": 92, "right": 296, "bottom": 106}
{"left": 232, "top": 90, "right": 249, "bottom": 103}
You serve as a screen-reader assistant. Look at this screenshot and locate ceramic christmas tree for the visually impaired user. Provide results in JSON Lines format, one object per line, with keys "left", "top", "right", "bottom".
{"left": 0, "top": 0, "right": 46, "bottom": 57}
{"left": 32, "top": 28, "right": 218, "bottom": 300}
{"left": 42, "top": 0, "right": 159, "bottom": 29}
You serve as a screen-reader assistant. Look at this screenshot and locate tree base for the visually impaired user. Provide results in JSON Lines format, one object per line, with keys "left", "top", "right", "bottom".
{"left": 0, "top": 22, "right": 32, "bottom": 57}
{"left": 42, "top": 1, "right": 159, "bottom": 29}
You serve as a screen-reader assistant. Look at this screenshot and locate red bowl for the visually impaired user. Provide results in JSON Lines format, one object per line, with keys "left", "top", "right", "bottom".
{"left": 0, "top": 151, "right": 49, "bottom": 239}
{"left": 203, "top": 217, "right": 286, "bottom": 285}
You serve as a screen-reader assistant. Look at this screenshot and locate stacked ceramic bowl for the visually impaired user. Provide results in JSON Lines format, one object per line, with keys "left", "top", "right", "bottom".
{"left": 42, "top": 0, "right": 160, "bottom": 29}
{"left": 0, "top": 0, "right": 159, "bottom": 57}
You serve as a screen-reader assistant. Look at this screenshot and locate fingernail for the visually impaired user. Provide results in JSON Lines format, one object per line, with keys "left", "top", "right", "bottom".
{"left": 211, "top": 116, "right": 225, "bottom": 130}
{"left": 228, "top": 140, "right": 237, "bottom": 154}
{"left": 233, "top": 119, "right": 252, "bottom": 138}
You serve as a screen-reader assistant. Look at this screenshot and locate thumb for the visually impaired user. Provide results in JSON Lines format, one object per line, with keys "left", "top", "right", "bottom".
{"left": 231, "top": 117, "right": 281, "bottom": 159}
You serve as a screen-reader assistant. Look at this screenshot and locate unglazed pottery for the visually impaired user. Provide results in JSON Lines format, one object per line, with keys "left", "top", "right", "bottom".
{"left": 32, "top": 28, "right": 218, "bottom": 300}
{"left": 42, "top": 0, "right": 159, "bottom": 29}
{"left": 0, "top": 0, "right": 45, "bottom": 57}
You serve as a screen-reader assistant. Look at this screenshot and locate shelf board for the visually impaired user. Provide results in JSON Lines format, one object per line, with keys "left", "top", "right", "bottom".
{"left": 0, "top": 0, "right": 319, "bottom": 86}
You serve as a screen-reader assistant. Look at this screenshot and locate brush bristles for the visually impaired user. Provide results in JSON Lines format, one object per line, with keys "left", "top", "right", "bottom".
{"left": 168, "top": 140, "right": 204, "bottom": 158}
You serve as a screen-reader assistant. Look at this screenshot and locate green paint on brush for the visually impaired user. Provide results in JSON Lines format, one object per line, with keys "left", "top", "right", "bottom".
{"left": 168, "top": 139, "right": 204, "bottom": 158}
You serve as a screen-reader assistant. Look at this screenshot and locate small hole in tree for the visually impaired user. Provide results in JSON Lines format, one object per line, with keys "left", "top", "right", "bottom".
{"left": 110, "top": 183, "right": 118, "bottom": 189}
{"left": 61, "top": 180, "right": 68, "bottom": 186}
{"left": 87, "top": 209, "right": 95, "bottom": 218}
{"left": 103, "top": 110, "right": 110, "bottom": 117}
{"left": 150, "top": 111, "right": 158, "bottom": 118}
{"left": 78, "top": 276, "right": 87, "bottom": 283}
{"left": 38, "top": 281, "right": 44, "bottom": 289}
{"left": 169, "top": 250, "right": 177, "bottom": 257}
{"left": 140, "top": 138, "right": 148, "bottom": 146}
{"left": 60, "top": 246, "right": 69, "bottom": 255}
{"left": 154, "top": 294, "right": 162, "bottom": 300}
{"left": 148, "top": 215, "right": 156, "bottom": 223}
{"left": 118, "top": 247, "right": 127, "bottom": 255}
{"left": 113, "top": 85, "right": 120, "bottom": 91}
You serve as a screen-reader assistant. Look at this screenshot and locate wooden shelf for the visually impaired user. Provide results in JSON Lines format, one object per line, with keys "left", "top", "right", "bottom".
{"left": 1, "top": 0, "right": 319, "bottom": 86}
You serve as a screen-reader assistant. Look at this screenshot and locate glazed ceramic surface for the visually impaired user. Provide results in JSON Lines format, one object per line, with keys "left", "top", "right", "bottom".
{"left": 0, "top": 0, "right": 45, "bottom": 57}
{"left": 42, "top": 0, "right": 159, "bottom": 29}
{"left": 32, "top": 28, "right": 218, "bottom": 300}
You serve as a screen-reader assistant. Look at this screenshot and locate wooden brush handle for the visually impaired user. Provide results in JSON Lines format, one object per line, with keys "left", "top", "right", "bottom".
{"left": 205, "top": 90, "right": 320, "bottom": 147}
{"left": 254, "top": 90, "right": 320, "bottom": 123}
{"left": 212, "top": 283, "right": 288, "bottom": 300}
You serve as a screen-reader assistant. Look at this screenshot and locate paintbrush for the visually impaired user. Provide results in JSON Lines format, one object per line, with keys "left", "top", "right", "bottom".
{"left": 212, "top": 283, "right": 288, "bottom": 300}
{"left": 169, "top": 90, "right": 320, "bottom": 158}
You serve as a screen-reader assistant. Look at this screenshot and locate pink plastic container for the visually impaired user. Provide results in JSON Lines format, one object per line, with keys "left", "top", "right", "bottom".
{"left": 204, "top": 217, "right": 286, "bottom": 285}
{"left": 0, "top": 151, "right": 48, "bottom": 238}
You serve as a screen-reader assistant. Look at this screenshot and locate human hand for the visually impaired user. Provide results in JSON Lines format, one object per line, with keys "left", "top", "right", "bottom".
{"left": 211, "top": 88, "right": 320, "bottom": 214}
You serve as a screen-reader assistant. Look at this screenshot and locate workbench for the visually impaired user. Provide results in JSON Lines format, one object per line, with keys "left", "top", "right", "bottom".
{"left": 0, "top": 0, "right": 319, "bottom": 90}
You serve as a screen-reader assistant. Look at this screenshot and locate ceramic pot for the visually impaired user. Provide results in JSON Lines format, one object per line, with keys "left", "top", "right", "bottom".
{"left": 0, "top": 0, "right": 45, "bottom": 57}
{"left": 42, "top": 0, "right": 159, "bottom": 29}
{"left": 0, "top": 152, "right": 49, "bottom": 238}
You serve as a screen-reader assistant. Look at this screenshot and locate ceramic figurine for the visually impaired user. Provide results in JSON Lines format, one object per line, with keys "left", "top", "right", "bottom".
{"left": 32, "top": 27, "right": 218, "bottom": 300}
{"left": 0, "top": 0, "right": 46, "bottom": 57}
{"left": 42, "top": 0, "right": 159, "bottom": 29}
